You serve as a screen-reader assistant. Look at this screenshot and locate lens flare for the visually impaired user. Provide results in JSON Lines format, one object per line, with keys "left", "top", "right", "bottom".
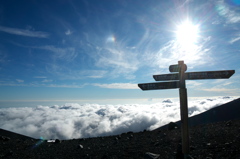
{"left": 106, "top": 35, "right": 116, "bottom": 43}
{"left": 31, "top": 136, "right": 45, "bottom": 149}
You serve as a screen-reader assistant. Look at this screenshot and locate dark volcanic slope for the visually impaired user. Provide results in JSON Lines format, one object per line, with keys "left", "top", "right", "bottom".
{"left": 0, "top": 128, "right": 33, "bottom": 140}
{"left": 156, "top": 98, "right": 240, "bottom": 130}
{"left": 189, "top": 97, "right": 240, "bottom": 126}
{"left": 1, "top": 98, "right": 240, "bottom": 159}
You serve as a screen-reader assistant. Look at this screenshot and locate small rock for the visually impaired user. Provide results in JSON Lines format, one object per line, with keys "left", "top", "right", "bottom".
{"left": 226, "top": 121, "right": 232, "bottom": 127}
{"left": 154, "top": 142, "right": 160, "bottom": 147}
{"left": 79, "top": 144, "right": 84, "bottom": 149}
{"left": 225, "top": 142, "right": 231, "bottom": 148}
{"left": 144, "top": 152, "right": 160, "bottom": 159}
{"left": 187, "top": 155, "right": 194, "bottom": 159}
{"left": 1, "top": 136, "right": 10, "bottom": 141}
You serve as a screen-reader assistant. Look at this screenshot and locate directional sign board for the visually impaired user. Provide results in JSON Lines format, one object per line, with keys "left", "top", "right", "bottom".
{"left": 185, "top": 70, "right": 235, "bottom": 80}
{"left": 138, "top": 81, "right": 179, "bottom": 91}
{"left": 153, "top": 73, "right": 179, "bottom": 81}
{"left": 153, "top": 70, "right": 235, "bottom": 81}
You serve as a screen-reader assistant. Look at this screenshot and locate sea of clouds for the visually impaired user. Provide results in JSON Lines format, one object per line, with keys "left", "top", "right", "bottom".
{"left": 0, "top": 96, "right": 238, "bottom": 140}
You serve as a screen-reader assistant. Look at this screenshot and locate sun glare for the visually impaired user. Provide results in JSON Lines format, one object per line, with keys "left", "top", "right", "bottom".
{"left": 176, "top": 20, "right": 199, "bottom": 50}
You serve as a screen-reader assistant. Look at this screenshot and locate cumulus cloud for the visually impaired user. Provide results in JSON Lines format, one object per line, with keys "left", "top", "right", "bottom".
{"left": 162, "top": 99, "right": 173, "bottom": 103}
{"left": 0, "top": 96, "right": 238, "bottom": 140}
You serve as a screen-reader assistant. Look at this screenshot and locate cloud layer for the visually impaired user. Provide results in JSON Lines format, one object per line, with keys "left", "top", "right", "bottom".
{"left": 0, "top": 96, "right": 238, "bottom": 140}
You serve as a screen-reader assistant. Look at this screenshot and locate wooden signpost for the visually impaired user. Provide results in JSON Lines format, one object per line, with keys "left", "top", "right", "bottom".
{"left": 138, "top": 61, "right": 235, "bottom": 158}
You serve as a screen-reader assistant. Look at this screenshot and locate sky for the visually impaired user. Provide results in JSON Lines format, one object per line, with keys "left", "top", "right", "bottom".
{"left": 0, "top": 0, "right": 240, "bottom": 106}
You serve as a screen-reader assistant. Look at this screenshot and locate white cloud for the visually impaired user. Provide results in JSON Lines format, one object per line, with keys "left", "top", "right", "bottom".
{"left": 0, "top": 80, "right": 88, "bottom": 88}
{"left": 34, "top": 76, "right": 47, "bottom": 79}
{"left": 186, "top": 81, "right": 202, "bottom": 88}
{"left": 44, "top": 68, "right": 108, "bottom": 80}
{"left": 229, "top": 36, "right": 240, "bottom": 44}
{"left": 95, "top": 46, "right": 139, "bottom": 79}
{"left": 65, "top": 29, "right": 72, "bottom": 35}
{"left": 215, "top": 0, "right": 240, "bottom": 23}
{"left": 0, "top": 26, "right": 49, "bottom": 38}
{"left": 0, "top": 96, "right": 238, "bottom": 140}
{"left": 38, "top": 45, "right": 77, "bottom": 62}
{"left": 201, "top": 88, "right": 237, "bottom": 92}
{"left": 93, "top": 83, "right": 138, "bottom": 89}
{"left": 16, "top": 79, "right": 24, "bottom": 83}
{"left": 42, "top": 79, "right": 53, "bottom": 83}
{"left": 47, "top": 84, "right": 86, "bottom": 88}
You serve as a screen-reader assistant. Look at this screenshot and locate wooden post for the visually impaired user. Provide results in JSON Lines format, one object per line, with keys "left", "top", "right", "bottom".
{"left": 140, "top": 60, "right": 235, "bottom": 157}
{"left": 178, "top": 61, "right": 189, "bottom": 158}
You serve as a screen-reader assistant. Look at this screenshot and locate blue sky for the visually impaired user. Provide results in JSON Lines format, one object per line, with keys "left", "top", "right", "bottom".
{"left": 0, "top": 0, "right": 239, "bottom": 105}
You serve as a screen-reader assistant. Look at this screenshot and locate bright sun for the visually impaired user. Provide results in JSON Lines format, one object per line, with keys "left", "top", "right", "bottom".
{"left": 176, "top": 20, "right": 199, "bottom": 50}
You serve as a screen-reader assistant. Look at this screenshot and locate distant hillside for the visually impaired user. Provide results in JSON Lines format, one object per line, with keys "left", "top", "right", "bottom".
{"left": 156, "top": 98, "right": 240, "bottom": 130}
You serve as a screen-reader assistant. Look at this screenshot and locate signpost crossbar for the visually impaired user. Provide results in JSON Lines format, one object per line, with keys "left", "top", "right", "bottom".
{"left": 138, "top": 81, "right": 179, "bottom": 91}
{"left": 185, "top": 70, "right": 235, "bottom": 80}
{"left": 153, "top": 70, "right": 235, "bottom": 81}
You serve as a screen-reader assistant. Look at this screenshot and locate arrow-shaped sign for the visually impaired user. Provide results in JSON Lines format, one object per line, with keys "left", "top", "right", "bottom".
{"left": 185, "top": 70, "right": 235, "bottom": 80}
{"left": 138, "top": 81, "right": 179, "bottom": 91}
{"left": 153, "top": 73, "right": 179, "bottom": 81}
{"left": 153, "top": 70, "right": 235, "bottom": 81}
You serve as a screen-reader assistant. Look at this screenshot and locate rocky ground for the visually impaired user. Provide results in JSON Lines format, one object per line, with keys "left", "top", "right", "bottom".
{"left": 1, "top": 98, "right": 240, "bottom": 159}
{"left": 1, "top": 119, "right": 240, "bottom": 159}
